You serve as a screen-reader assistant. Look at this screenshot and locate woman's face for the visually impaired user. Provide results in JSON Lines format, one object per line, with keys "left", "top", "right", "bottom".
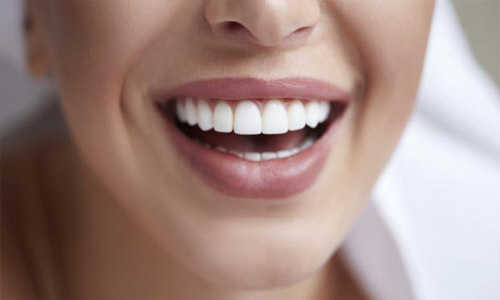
{"left": 30, "top": 0, "right": 433, "bottom": 289}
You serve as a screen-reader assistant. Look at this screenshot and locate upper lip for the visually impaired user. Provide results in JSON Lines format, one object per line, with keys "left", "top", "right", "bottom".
{"left": 152, "top": 77, "right": 351, "bottom": 102}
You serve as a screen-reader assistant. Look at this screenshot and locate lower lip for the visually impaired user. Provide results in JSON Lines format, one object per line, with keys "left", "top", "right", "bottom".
{"left": 162, "top": 108, "right": 346, "bottom": 199}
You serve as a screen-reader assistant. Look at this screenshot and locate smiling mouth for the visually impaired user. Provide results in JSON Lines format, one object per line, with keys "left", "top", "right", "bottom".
{"left": 159, "top": 98, "right": 346, "bottom": 160}
{"left": 154, "top": 77, "right": 350, "bottom": 199}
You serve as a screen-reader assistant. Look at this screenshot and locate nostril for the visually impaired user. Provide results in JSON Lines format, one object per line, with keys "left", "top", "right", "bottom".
{"left": 294, "top": 26, "right": 311, "bottom": 34}
{"left": 214, "top": 21, "right": 257, "bottom": 42}
{"left": 291, "top": 26, "right": 313, "bottom": 39}
{"left": 224, "top": 21, "right": 246, "bottom": 32}
{"left": 204, "top": 0, "right": 320, "bottom": 47}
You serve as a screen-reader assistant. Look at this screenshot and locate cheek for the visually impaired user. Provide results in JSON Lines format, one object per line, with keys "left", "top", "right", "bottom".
{"left": 45, "top": 0, "right": 179, "bottom": 106}
{"left": 42, "top": 1, "right": 184, "bottom": 186}
{"left": 332, "top": 0, "right": 434, "bottom": 183}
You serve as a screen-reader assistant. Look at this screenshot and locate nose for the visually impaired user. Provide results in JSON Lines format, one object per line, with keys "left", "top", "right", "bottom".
{"left": 204, "top": 0, "right": 320, "bottom": 47}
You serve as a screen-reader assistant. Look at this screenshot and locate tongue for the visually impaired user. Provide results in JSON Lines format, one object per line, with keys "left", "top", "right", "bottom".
{"left": 182, "top": 125, "right": 309, "bottom": 152}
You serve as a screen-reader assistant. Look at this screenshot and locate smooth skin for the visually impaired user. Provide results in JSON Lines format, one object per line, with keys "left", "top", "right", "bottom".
{"left": 1, "top": 0, "right": 434, "bottom": 299}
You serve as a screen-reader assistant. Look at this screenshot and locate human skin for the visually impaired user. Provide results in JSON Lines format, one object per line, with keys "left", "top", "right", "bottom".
{"left": 18, "top": 0, "right": 434, "bottom": 298}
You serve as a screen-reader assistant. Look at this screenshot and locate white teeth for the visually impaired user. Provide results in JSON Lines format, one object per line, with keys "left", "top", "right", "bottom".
{"left": 197, "top": 99, "right": 213, "bottom": 131}
{"left": 229, "top": 150, "right": 244, "bottom": 158}
{"left": 213, "top": 101, "right": 233, "bottom": 133}
{"left": 299, "top": 137, "right": 315, "bottom": 150}
{"left": 174, "top": 98, "right": 331, "bottom": 134}
{"left": 185, "top": 98, "right": 197, "bottom": 126}
{"left": 318, "top": 101, "right": 330, "bottom": 122}
{"left": 287, "top": 100, "right": 306, "bottom": 131}
{"left": 290, "top": 148, "right": 300, "bottom": 156}
{"left": 175, "top": 100, "right": 187, "bottom": 122}
{"left": 214, "top": 137, "right": 314, "bottom": 161}
{"left": 234, "top": 101, "right": 262, "bottom": 135}
{"left": 305, "top": 101, "right": 320, "bottom": 128}
{"left": 262, "top": 100, "right": 288, "bottom": 134}
{"left": 261, "top": 152, "right": 278, "bottom": 160}
{"left": 276, "top": 150, "right": 292, "bottom": 158}
{"left": 244, "top": 152, "right": 261, "bottom": 161}
{"left": 181, "top": 106, "right": 316, "bottom": 162}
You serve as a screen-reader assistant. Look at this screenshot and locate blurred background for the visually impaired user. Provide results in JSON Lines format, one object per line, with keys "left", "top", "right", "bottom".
{"left": 454, "top": 0, "right": 499, "bottom": 86}
{"left": 0, "top": 0, "right": 499, "bottom": 137}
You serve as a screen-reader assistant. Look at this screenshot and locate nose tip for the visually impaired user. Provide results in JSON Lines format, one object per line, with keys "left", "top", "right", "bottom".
{"left": 205, "top": 0, "right": 320, "bottom": 47}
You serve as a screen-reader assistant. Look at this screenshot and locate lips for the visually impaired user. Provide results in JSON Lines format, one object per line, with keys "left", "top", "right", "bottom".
{"left": 152, "top": 77, "right": 350, "bottom": 199}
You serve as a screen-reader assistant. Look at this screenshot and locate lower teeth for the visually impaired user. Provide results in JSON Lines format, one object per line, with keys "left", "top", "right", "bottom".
{"left": 198, "top": 137, "right": 315, "bottom": 162}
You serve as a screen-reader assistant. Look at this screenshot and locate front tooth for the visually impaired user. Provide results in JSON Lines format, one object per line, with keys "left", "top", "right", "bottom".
{"left": 197, "top": 99, "right": 213, "bottom": 131}
{"left": 234, "top": 101, "right": 262, "bottom": 135}
{"left": 305, "top": 101, "right": 320, "bottom": 128}
{"left": 175, "top": 100, "right": 187, "bottom": 122}
{"left": 262, "top": 100, "right": 288, "bottom": 134}
{"left": 244, "top": 152, "right": 261, "bottom": 161}
{"left": 287, "top": 100, "right": 306, "bottom": 131}
{"left": 318, "top": 102, "right": 330, "bottom": 123}
{"left": 213, "top": 101, "right": 233, "bottom": 133}
{"left": 185, "top": 98, "right": 197, "bottom": 125}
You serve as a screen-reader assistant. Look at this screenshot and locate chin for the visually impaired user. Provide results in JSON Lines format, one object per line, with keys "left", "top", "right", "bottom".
{"left": 166, "top": 209, "right": 340, "bottom": 290}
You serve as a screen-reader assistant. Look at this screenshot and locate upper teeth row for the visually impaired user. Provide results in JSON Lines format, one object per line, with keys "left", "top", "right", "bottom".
{"left": 174, "top": 98, "right": 330, "bottom": 135}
